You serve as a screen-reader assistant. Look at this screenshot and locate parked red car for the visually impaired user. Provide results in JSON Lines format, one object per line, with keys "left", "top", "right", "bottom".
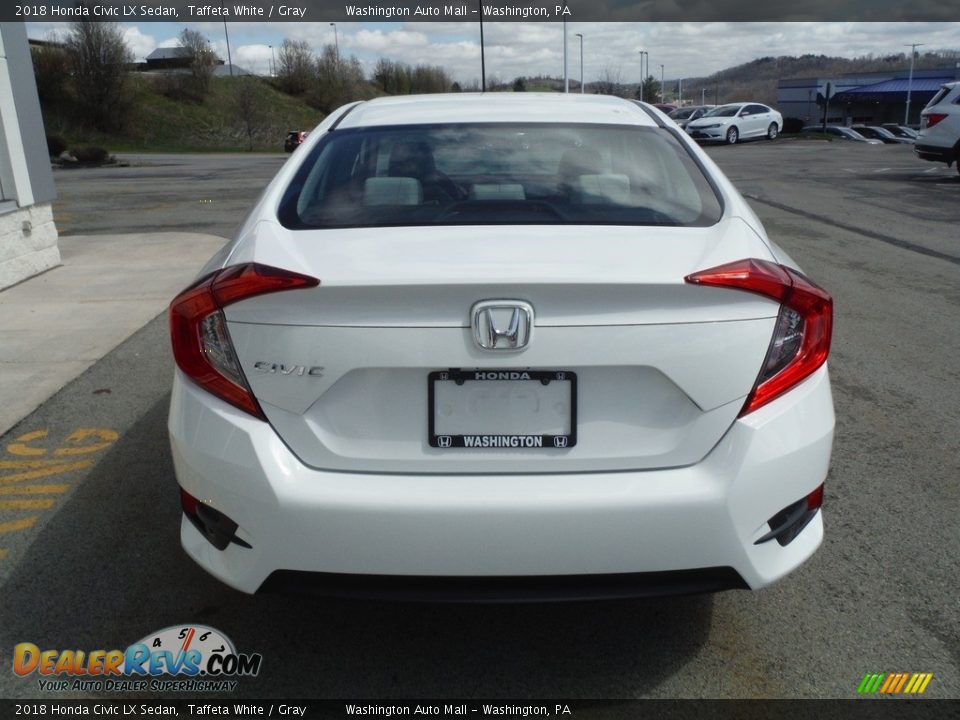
{"left": 284, "top": 130, "right": 308, "bottom": 153}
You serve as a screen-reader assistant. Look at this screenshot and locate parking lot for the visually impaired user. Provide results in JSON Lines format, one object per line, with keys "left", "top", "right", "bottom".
{"left": 0, "top": 139, "right": 957, "bottom": 700}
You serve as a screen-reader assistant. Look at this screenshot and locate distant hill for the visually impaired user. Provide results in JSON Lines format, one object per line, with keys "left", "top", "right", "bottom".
{"left": 670, "top": 51, "right": 960, "bottom": 107}
{"left": 514, "top": 50, "right": 960, "bottom": 108}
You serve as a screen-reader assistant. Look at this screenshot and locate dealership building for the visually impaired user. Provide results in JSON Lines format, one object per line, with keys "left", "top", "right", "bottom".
{"left": 777, "top": 66, "right": 960, "bottom": 127}
{"left": 0, "top": 23, "right": 58, "bottom": 291}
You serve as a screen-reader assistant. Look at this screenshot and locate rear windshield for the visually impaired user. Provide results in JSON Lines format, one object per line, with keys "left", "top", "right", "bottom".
{"left": 925, "top": 86, "right": 951, "bottom": 107}
{"left": 278, "top": 123, "right": 723, "bottom": 229}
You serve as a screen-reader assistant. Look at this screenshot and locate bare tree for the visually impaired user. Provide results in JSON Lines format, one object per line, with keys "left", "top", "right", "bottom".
{"left": 276, "top": 39, "right": 314, "bottom": 96}
{"left": 30, "top": 43, "right": 69, "bottom": 105}
{"left": 179, "top": 28, "right": 218, "bottom": 100}
{"left": 64, "top": 21, "right": 132, "bottom": 130}
{"left": 310, "top": 45, "right": 371, "bottom": 113}
{"left": 374, "top": 59, "right": 452, "bottom": 95}
{"left": 235, "top": 77, "right": 261, "bottom": 151}
{"left": 593, "top": 66, "right": 626, "bottom": 97}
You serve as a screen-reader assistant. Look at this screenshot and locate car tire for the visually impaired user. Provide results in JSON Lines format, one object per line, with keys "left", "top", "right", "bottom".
{"left": 726, "top": 127, "right": 739, "bottom": 145}
{"left": 767, "top": 123, "right": 779, "bottom": 141}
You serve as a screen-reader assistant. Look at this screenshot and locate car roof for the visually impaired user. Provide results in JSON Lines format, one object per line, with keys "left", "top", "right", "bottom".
{"left": 336, "top": 93, "right": 658, "bottom": 129}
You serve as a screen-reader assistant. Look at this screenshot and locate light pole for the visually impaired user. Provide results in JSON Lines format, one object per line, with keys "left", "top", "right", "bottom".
{"left": 269, "top": 44, "right": 275, "bottom": 77}
{"left": 330, "top": 22, "right": 339, "bottom": 67}
{"left": 638, "top": 50, "right": 647, "bottom": 101}
{"left": 479, "top": 1, "right": 485, "bottom": 92}
{"left": 660, "top": 64, "right": 664, "bottom": 103}
{"left": 223, "top": 21, "right": 233, "bottom": 77}
{"left": 575, "top": 33, "right": 583, "bottom": 94}
{"left": 904, "top": 42, "right": 924, "bottom": 126}
{"left": 563, "top": 17, "right": 569, "bottom": 93}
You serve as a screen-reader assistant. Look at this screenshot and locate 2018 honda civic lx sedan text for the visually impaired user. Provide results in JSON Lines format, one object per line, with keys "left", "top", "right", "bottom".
{"left": 168, "top": 94, "right": 834, "bottom": 600}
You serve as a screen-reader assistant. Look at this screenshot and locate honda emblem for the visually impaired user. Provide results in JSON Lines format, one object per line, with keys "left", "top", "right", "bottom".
{"left": 471, "top": 300, "right": 534, "bottom": 351}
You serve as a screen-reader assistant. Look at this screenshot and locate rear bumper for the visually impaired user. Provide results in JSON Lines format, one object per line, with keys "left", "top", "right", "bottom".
{"left": 169, "top": 366, "right": 834, "bottom": 596}
{"left": 258, "top": 567, "right": 748, "bottom": 602}
{"left": 914, "top": 142, "right": 956, "bottom": 165}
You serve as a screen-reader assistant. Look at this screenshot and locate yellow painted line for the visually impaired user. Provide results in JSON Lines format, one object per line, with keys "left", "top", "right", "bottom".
{"left": 6, "top": 429, "right": 49, "bottom": 456}
{"left": 0, "top": 460, "right": 91, "bottom": 485}
{"left": 0, "top": 459, "right": 83, "bottom": 469}
{"left": 0, "top": 516, "right": 38, "bottom": 534}
{"left": 904, "top": 674, "right": 919, "bottom": 693}
{"left": 0, "top": 499, "right": 55, "bottom": 510}
{"left": 54, "top": 428, "right": 119, "bottom": 456}
{"left": 0, "top": 484, "right": 70, "bottom": 495}
{"left": 917, "top": 674, "right": 933, "bottom": 694}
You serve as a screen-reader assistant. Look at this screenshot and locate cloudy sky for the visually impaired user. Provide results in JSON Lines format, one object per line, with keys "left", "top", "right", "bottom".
{"left": 26, "top": 21, "right": 960, "bottom": 85}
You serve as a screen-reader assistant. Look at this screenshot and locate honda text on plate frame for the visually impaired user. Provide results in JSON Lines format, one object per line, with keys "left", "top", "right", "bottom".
{"left": 168, "top": 93, "right": 834, "bottom": 600}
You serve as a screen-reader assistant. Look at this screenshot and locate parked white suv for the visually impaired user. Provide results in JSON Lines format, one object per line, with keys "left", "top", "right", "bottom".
{"left": 915, "top": 81, "right": 960, "bottom": 175}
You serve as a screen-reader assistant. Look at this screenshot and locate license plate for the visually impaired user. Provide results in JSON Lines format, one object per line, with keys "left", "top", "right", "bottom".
{"left": 429, "top": 369, "right": 577, "bottom": 449}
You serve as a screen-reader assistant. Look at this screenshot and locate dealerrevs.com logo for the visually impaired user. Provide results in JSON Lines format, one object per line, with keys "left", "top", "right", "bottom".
{"left": 13, "top": 625, "right": 262, "bottom": 693}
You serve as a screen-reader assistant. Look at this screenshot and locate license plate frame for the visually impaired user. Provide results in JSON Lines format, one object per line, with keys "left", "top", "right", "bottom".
{"left": 428, "top": 369, "right": 577, "bottom": 449}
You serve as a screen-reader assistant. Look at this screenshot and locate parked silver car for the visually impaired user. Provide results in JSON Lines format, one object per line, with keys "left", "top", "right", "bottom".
{"left": 686, "top": 103, "right": 783, "bottom": 145}
{"left": 668, "top": 105, "right": 714, "bottom": 129}
{"left": 800, "top": 126, "right": 883, "bottom": 144}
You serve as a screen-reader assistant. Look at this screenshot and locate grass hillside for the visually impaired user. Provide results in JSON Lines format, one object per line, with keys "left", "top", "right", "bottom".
{"left": 42, "top": 73, "right": 324, "bottom": 153}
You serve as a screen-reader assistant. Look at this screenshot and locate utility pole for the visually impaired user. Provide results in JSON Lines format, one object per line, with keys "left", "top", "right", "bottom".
{"left": 822, "top": 81, "right": 833, "bottom": 132}
{"left": 563, "top": 17, "right": 568, "bottom": 93}
{"left": 479, "top": 0, "right": 485, "bottom": 92}
{"left": 269, "top": 45, "right": 275, "bottom": 77}
{"left": 330, "top": 23, "right": 339, "bottom": 68}
{"left": 660, "top": 64, "right": 664, "bottom": 103}
{"left": 638, "top": 50, "right": 647, "bottom": 101}
{"left": 904, "top": 42, "right": 924, "bottom": 126}
{"left": 576, "top": 33, "right": 584, "bottom": 94}
{"left": 223, "top": 21, "right": 233, "bottom": 77}
{"left": 678, "top": 77, "right": 682, "bottom": 105}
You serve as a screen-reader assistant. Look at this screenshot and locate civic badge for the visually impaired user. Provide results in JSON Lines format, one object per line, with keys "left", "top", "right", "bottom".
{"left": 471, "top": 300, "right": 534, "bottom": 351}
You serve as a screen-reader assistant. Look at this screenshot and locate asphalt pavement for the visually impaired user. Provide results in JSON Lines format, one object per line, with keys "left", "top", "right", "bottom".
{"left": 0, "top": 143, "right": 957, "bottom": 700}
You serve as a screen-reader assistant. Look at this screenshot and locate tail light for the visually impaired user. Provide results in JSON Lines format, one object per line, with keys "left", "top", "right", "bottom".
{"left": 923, "top": 113, "right": 947, "bottom": 129}
{"left": 685, "top": 258, "right": 832, "bottom": 416}
{"left": 169, "top": 263, "right": 319, "bottom": 419}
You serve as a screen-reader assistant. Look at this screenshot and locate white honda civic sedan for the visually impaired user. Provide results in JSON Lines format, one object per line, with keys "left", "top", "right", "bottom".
{"left": 168, "top": 93, "right": 833, "bottom": 599}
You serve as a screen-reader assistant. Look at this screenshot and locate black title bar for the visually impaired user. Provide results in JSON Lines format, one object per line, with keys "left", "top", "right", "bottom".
{"left": 2, "top": 699, "right": 960, "bottom": 719}
{"left": 7, "top": 0, "right": 960, "bottom": 22}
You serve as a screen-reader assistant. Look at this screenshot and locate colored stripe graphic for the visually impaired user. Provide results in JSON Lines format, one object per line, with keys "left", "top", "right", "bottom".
{"left": 857, "top": 673, "right": 886, "bottom": 694}
{"left": 858, "top": 673, "right": 933, "bottom": 694}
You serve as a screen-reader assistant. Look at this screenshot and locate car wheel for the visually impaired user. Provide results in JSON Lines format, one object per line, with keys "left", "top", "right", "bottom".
{"left": 726, "top": 127, "right": 739, "bottom": 145}
{"left": 767, "top": 123, "right": 779, "bottom": 140}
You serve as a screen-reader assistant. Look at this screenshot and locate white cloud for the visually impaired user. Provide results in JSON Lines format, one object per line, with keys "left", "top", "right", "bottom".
{"left": 121, "top": 25, "right": 157, "bottom": 62}
{"left": 234, "top": 44, "right": 276, "bottom": 75}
